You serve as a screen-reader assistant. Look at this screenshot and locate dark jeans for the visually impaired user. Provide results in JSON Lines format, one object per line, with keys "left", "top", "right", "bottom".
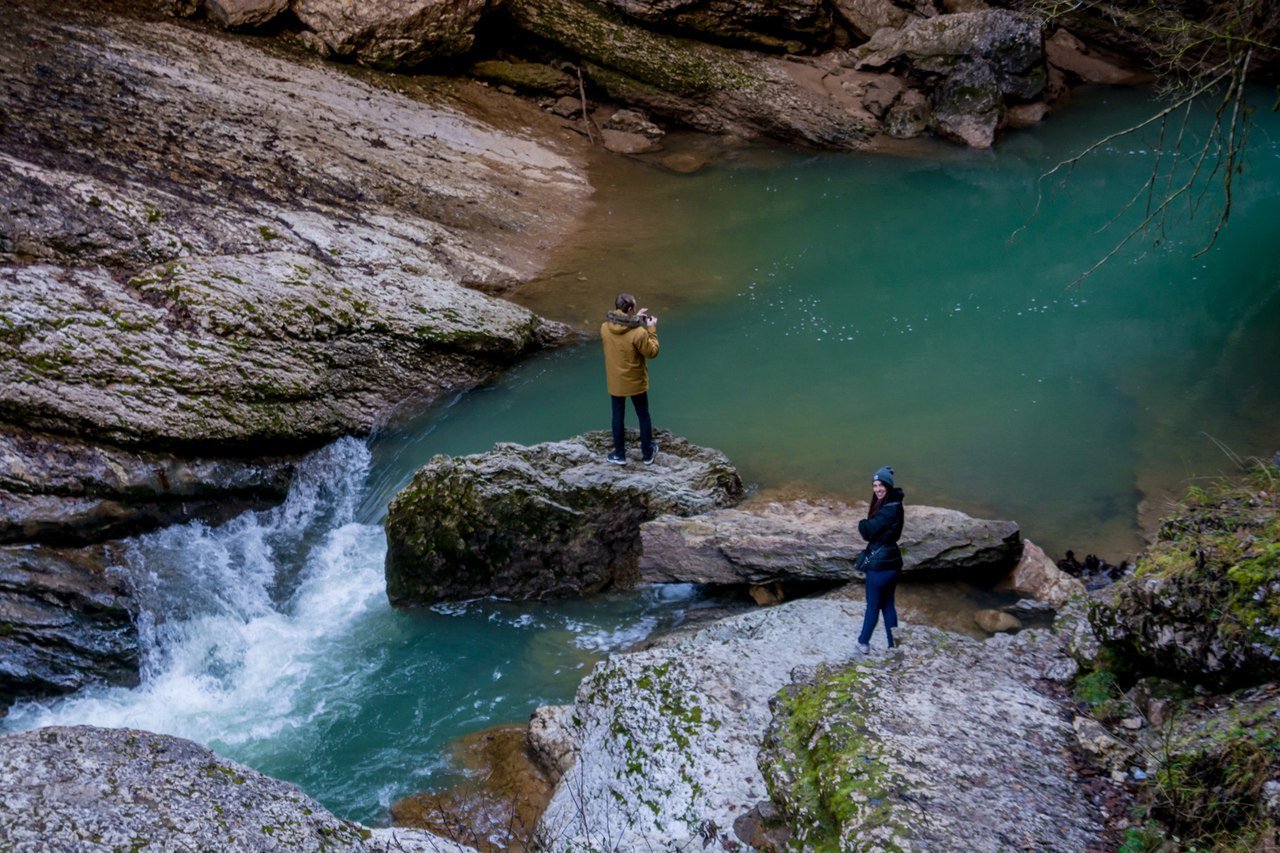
{"left": 611, "top": 392, "right": 653, "bottom": 457}
{"left": 858, "top": 568, "right": 899, "bottom": 647}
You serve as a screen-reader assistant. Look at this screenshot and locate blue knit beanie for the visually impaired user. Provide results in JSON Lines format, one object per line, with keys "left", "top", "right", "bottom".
{"left": 873, "top": 466, "right": 894, "bottom": 487}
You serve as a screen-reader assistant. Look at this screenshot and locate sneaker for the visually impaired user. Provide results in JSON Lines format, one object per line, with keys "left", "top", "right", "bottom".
{"left": 642, "top": 442, "right": 658, "bottom": 465}
{"left": 854, "top": 642, "right": 870, "bottom": 655}
{"left": 606, "top": 453, "right": 627, "bottom": 466}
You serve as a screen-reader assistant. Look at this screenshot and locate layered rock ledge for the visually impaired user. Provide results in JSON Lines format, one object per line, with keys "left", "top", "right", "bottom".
{"left": 0, "top": 0, "right": 591, "bottom": 543}
{"left": 639, "top": 498, "right": 1023, "bottom": 586}
{"left": 384, "top": 430, "right": 743, "bottom": 605}
{"left": 0, "top": 725, "right": 474, "bottom": 852}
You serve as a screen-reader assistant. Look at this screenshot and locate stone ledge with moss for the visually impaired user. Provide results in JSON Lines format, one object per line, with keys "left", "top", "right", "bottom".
{"left": 383, "top": 430, "right": 744, "bottom": 606}
{"left": 1088, "top": 461, "right": 1280, "bottom": 688}
{"left": 529, "top": 599, "right": 1102, "bottom": 849}
{"left": 0, "top": 725, "right": 475, "bottom": 852}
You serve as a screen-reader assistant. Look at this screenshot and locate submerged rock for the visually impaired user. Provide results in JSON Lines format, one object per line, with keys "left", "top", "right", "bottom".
{"left": 0, "top": 725, "right": 474, "bottom": 852}
{"left": 384, "top": 431, "right": 743, "bottom": 606}
{"left": 0, "top": 546, "right": 140, "bottom": 710}
{"left": 639, "top": 499, "right": 1022, "bottom": 586}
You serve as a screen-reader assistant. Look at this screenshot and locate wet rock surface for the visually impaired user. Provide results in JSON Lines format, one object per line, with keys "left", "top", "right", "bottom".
{"left": 0, "top": 423, "right": 293, "bottom": 545}
{"left": 0, "top": 725, "right": 474, "bottom": 852}
{"left": 0, "top": 546, "right": 140, "bottom": 710}
{"left": 384, "top": 430, "right": 743, "bottom": 605}
{"left": 639, "top": 498, "right": 1022, "bottom": 585}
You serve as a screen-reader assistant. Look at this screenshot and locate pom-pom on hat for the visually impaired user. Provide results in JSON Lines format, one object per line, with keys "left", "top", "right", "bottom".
{"left": 873, "top": 466, "right": 894, "bottom": 487}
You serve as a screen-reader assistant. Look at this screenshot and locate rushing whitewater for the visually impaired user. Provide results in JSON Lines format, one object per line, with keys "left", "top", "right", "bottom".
{"left": 5, "top": 438, "right": 383, "bottom": 743}
{"left": 3, "top": 436, "right": 702, "bottom": 821}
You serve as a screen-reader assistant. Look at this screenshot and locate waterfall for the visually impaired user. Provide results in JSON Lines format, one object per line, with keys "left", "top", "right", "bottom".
{"left": 4, "top": 437, "right": 387, "bottom": 747}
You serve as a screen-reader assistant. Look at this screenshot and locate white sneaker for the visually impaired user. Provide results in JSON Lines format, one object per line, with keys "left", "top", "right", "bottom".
{"left": 854, "top": 642, "right": 870, "bottom": 655}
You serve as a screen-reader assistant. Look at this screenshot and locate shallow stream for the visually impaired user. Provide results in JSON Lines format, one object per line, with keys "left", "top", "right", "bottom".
{"left": 5, "top": 88, "right": 1279, "bottom": 825}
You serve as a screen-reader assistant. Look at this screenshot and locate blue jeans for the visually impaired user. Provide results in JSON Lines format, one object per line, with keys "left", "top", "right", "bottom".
{"left": 858, "top": 568, "right": 899, "bottom": 647}
{"left": 611, "top": 392, "right": 652, "bottom": 457}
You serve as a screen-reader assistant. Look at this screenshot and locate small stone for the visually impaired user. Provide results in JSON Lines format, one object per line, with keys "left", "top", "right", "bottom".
{"left": 551, "top": 96, "right": 583, "bottom": 118}
{"left": 1119, "top": 717, "right": 1144, "bottom": 730}
{"left": 601, "top": 129, "right": 660, "bottom": 155}
{"left": 974, "top": 609, "right": 1022, "bottom": 633}
{"left": 660, "top": 152, "right": 708, "bottom": 174}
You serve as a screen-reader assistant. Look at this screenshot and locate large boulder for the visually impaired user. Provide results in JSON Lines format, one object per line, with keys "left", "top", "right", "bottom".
{"left": 506, "top": 0, "right": 877, "bottom": 149}
{"left": 204, "top": 0, "right": 288, "bottom": 28}
{"left": 2, "top": 257, "right": 566, "bottom": 449}
{"left": 638, "top": 499, "right": 1022, "bottom": 585}
{"left": 0, "top": 726, "right": 473, "bottom": 852}
{"left": 931, "top": 59, "right": 1004, "bottom": 147}
{"left": 532, "top": 600, "right": 1101, "bottom": 849}
{"left": 384, "top": 431, "right": 744, "bottom": 605}
{"left": 293, "top": 0, "right": 492, "bottom": 68}
{"left": 596, "top": 0, "right": 836, "bottom": 53}
{"left": 995, "top": 538, "right": 1086, "bottom": 608}
{"left": 0, "top": 547, "right": 140, "bottom": 711}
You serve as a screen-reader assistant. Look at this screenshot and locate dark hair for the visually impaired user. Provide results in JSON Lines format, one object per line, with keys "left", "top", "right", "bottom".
{"left": 615, "top": 293, "right": 637, "bottom": 313}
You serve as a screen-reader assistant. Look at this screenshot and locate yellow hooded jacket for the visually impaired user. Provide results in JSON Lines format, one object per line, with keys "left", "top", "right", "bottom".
{"left": 601, "top": 311, "right": 659, "bottom": 397}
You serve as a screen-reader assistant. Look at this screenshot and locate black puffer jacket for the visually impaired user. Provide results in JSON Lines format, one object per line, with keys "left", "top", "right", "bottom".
{"left": 857, "top": 487, "right": 905, "bottom": 572}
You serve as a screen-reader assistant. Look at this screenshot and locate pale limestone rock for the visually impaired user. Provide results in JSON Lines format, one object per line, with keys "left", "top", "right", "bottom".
{"left": 1073, "top": 714, "right": 1136, "bottom": 773}
{"left": 204, "top": 0, "right": 288, "bottom": 28}
{"left": 996, "top": 538, "right": 1087, "bottom": 608}
{"left": 293, "top": 0, "right": 492, "bottom": 67}
{"left": 527, "top": 704, "right": 578, "bottom": 784}
{"left": 0, "top": 726, "right": 474, "bottom": 852}
{"left": 602, "top": 129, "right": 661, "bottom": 154}
{"left": 832, "top": 0, "right": 916, "bottom": 40}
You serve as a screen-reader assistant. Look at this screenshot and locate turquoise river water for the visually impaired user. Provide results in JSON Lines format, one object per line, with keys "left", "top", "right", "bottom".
{"left": 5, "top": 88, "right": 1280, "bottom": 825}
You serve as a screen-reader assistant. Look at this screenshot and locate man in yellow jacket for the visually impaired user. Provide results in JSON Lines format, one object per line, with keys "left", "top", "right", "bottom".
{"left": 601, "top": 293, "right": 660, "bottom": 465}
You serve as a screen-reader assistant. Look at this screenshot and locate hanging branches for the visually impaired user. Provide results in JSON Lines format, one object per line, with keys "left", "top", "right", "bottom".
{"left": 1014, "top": 0, "right": 1279, "bottom": 284}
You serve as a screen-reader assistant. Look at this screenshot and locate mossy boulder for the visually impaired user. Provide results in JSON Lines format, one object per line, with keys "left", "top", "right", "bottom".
{"left": 1090, "top": 464, "right": 1280, "bottom": 688}
{"left": 383, "top": 430, "right": 743, "bottom": 606}
{"left": 759, "top": 626, "right": 1102, "bottom": 850}
{"left": 505, "top": 0, "right": 875, "bottom": 148}
{"left": 470, "top": 59, "right": 577, "bottom": 94}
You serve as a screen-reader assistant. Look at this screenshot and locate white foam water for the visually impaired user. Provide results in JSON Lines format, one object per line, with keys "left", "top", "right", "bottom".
{"left": 4, "top": 437, "right": 386, "bottom": 747}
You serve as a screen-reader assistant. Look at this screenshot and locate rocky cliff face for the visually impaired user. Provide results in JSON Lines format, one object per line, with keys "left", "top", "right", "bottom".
{"left": 0, "top": 0, "right": 591, "bottom": 544}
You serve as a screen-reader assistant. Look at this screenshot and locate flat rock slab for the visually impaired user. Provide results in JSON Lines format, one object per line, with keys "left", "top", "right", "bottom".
{"left": 639, "top": 499, "right": 1021, "bottom": 585}
{"left": 0, "top": 726, "right": 472, "bottom": 852}
{"left": 384, "top": 430, "right": 743, "bottom": 605}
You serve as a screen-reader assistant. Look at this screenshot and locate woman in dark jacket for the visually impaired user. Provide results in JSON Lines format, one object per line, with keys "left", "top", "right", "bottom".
{"left": 856, "top": 466, "right": 904, "bottom": 653}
